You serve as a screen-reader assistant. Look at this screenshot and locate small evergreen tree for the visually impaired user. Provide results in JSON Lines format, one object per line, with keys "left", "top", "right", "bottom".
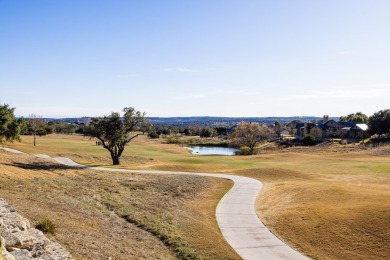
{"left": 0, "top": 104, "right": 21, "bottom": 143}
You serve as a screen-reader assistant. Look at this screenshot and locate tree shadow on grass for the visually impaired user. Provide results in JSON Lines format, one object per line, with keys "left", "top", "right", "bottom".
{"left": 5, "top": 162, "right": 87, "bottom": 171}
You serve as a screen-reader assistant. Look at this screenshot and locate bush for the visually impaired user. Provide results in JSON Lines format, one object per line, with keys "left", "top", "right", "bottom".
{"left": 186, "top": 138, "right": 196, "bottom": 145}
{"left": 75, "top": 127, "right": 84, "bottom": 134}
{"left": 215, "top": 126, "right": 228, "bottom": 136}
{"left": 148, "top": 131, "right": 160, "bottom": 139}
{"left": 44, "top": 126, "right": 54, "bottom": 134}
{"left": 303, "top": 135, "right": 315, "bottom": 146}
{"left": 35, "top": 217, "right": 56, "bottom": 234}
{"left": 200, "top": 128, "right": 216, "bottom": 138}
{"left": 369, "top": 109, "right": 390, "bottom": 135}
{"left": 238, "top": 146, "right": 252, "bottom": 155}
{"left": 166, "top": 136, "right": 179, "bottom": 144}
{"left": 161, "top": 128, "right": 171, "bottom": 135}
{"left": 183, "top": 128, "right": 192, "bottom": 136}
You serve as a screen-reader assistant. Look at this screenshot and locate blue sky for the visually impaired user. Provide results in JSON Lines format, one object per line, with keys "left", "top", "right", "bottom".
{"left": 1, "top": 1, "right": 390, "bottom": 117}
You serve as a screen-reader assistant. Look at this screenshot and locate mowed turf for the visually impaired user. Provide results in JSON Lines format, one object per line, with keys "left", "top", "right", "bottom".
{"left": 0, "top": 151, "right": 239, "bottom": 260}
{"left": 5, "top": 134, "right": 390, "bottom": 259}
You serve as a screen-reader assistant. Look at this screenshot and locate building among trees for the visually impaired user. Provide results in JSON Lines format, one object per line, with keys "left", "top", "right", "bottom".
{"left": 293, "top": 115, "right": 369, "bottom": 140}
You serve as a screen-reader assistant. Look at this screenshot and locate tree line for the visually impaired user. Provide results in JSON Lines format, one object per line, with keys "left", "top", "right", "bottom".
{"left": 1, "top": 104, "right": 390, "bottom": 165}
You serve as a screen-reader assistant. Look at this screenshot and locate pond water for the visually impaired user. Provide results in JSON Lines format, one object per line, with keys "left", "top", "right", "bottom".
{"left": 184, "top": 146, "right": 238, "bottom": 155}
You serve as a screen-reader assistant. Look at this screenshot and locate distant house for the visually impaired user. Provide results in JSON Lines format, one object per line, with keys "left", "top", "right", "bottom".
{"left": 349, "top": 124, "right": 369, "bottom": 139}
{"left": 293, "top": 123, "right": 316, "bottom": 138}
{"left": 293, "top": 115, "right": 369, "bottom": 140}
{"left": 279, "top": 129, "right": 290, "bottom": 136}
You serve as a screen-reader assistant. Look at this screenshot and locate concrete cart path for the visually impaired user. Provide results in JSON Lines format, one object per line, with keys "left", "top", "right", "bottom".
{"left": 1, "top": 147, "right": 306, "bottom": 260}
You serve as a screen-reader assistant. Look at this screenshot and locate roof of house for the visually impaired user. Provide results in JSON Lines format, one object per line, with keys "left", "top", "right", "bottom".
{"left": 339, "top": 122, "right": 356, "bottom": 128}
{"left": 353, "top": 124, "right": 369, "bottom": 131}
{"left": 296, "top": 123, "right": 316, "bottom": 129}
{"left": 313, "top": 120, "right": 341, "bottom": 130}
{"left": 295, "top": 120, "right": 369, "bottom": 132}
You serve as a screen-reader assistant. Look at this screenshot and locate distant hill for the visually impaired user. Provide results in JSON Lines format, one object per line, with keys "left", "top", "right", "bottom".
{"left": 148, "top": 116, "right": 339, "bottom": 127}
{"left": 41, "top": 116, "right": 339, "bottom": 127}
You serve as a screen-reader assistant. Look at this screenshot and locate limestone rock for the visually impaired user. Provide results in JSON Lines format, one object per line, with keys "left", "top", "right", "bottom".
{"left": 10, "top": 249, "right": 32, "bottom": 259}
{"left": 0, "top": 198, "right": 73, "bottom": 259}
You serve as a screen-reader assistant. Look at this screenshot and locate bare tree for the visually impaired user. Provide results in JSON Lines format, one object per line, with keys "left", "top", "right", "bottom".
{"left": 230, "top": 122, "right": 275, "bottom": 154}
{"left": 29, "top": 114, "right": 45, "bottom": 146}
{"left": 188, "top": 125, "right": 202, "bottom": 136}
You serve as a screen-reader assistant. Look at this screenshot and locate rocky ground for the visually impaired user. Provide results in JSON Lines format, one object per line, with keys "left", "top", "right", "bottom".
{"left": 0, "top": 198, "right": 72, "bottom": 260}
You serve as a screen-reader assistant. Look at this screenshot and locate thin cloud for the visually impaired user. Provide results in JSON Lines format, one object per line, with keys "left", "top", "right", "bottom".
{"left": 116, "top": 74, "right": 138, "bottom": 78}
{"left": 337, "top": 50, "right": 354, "bottom": 56}
{"left": 164, "top": 67, "right": 199, "bottom": 73}
{"left": 163, "top": 67, "right": 219, "bottom": 73}
{"left": 169, "top": 93, "right": 207, "bottom": 100}
{"left": 278, "top": 85, "right": 390, "bottom": 101}
{"left": 277, "top": 94, "right": 320, "bottom": 101}
{"left": 1, "top": 87, "right": 40, "bottom": 97}
{"left": 188, "top": 93, "right": 206, "bottom": 98}
{"left": 330, "top": 86, "right": 390, "bottom": 99}
{"left": 226, "top": 90, "right": 262, "bottom": 96}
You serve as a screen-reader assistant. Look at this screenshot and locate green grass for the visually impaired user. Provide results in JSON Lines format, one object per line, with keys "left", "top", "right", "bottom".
{"left": 6, "top": 134, "right": 390, "bottom": 176}
{"left": 4, "top": 134, "right": 390, "bottom": 259}
{"left": 4, "top": 135, "right": 272, "bottom": 172}
{"left": 35, "top": 217, "right": 56, "bottom": 234}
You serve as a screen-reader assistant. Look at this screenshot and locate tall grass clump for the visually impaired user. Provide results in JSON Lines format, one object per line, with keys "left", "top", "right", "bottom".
{"left": 35, "top": 217, "right": 56, "bottom": 234}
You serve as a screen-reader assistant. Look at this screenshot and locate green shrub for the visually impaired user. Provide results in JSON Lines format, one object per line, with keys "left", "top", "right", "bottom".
{"left": 166, "top": 136, "right": 179, "bottom": 144}
{"left": 238, "top": 146, "right": 252, "bottom": 155}
{"left": 183, "top": 128, "right": 192, "bottom": 136}
{"left": 200, "top": 128, "right": 216, "bottom": 138}
{"left": 303, "top": 135, "right": 315, "bottom": 146}
{"left": 186, "top": 138, "right": 196, "bottom": 145}
{"left": 161, "top": 128, "right": 171, "bottom": 135}
{"left": 148, "top": 131, "right": 160, "bottom": 139}
{"left": 35, "top": 217, "right": 56, "bottom": 234}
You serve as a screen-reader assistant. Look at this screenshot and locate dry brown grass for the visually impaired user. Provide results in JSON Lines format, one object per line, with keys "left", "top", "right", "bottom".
{"left": 236, "top": 163, "right": 390, "bottom": 259}
{"left": 5, "top": 134, "right": 390, "bottom": 259}
{"left": 177, "top": 181, "right": 240, "bottom": 260}
{"left": 0, "top": 150, "right": 238, "bottom": 259}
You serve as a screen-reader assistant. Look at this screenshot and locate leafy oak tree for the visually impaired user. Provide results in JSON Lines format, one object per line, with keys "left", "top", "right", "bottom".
{"left": 230, "top": 122, "right": 275, "bottom": 154}
{"left": 0, "top": 104, "right": 21, "bottom": 143}
{"left": 339, "top": 112, "right": 368, "bottom": 123}
{"left": 368, "top": 109, "right": 390, "bottom": 135}
{"left": 86, "top": 107, "right": 148, "bottom": 165}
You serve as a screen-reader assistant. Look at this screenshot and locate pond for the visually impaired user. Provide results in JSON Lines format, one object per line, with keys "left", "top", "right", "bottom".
{"left": 184, "top": 146, "right": 238, "bottom": 156}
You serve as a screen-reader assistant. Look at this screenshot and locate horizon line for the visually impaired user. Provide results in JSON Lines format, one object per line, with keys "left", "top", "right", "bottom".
{"left": 16, "top": 115, "right": 340, "bottom": 119}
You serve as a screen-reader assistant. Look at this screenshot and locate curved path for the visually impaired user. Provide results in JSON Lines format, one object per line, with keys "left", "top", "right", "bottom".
{"left": 1, "top": 147, "right": 306, "bottom": 260}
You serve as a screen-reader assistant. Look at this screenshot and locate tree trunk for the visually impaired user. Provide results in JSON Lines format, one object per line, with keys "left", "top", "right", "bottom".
{"left": 111, "top": 154, "right": 120, "bottom": 165}
{"left": 34, "top": 133, "right": 36, "bottom": 146}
